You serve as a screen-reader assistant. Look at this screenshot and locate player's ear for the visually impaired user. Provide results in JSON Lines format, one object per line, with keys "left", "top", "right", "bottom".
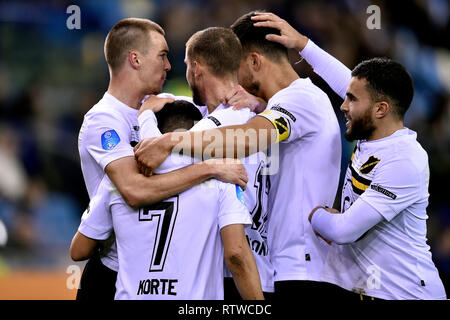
{"left": 128, "top": 50, "right": 140, "bottom": 70}
{"left": 375, "top": 101, "right": 389, "bottom": 118}
{"left": 193, "top": 61, "right": 203, "bottom": 79}
{"left": 250, "top": 52, "right": 262, "bottom": 72}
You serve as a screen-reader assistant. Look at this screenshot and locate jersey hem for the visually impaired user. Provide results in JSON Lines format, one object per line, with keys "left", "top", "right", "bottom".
{"left": 99, "top": 152, "right": 135, "bottom": 171}
{"left": 320, "top": 275, "right": 446, "bottom": 300}
{"left": 274, "top": 272, "right": 323, "bottom": 282}
{"left": 99, "top": 257, "right": 119, "bottom": 272}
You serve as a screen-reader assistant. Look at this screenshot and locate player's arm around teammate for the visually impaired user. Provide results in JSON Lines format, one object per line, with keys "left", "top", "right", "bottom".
{"left": 70, "top": 156, "right": 248, "bottom": 262}
{"left": 106, "top": 155, "right": 248, "bottom": 208}
{"left": 104, "top": 95, "right": 248, "bottom": 207}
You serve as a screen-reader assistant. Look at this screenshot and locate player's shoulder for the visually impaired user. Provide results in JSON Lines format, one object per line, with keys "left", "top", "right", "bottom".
{"left": 83, "top": 99, "right": 126, "bottom": 129}
{"left": 85, "top": 96, "right": 119, "bottom": 117}
{"left": 375, "top": 128, "right": 428, "bottom": 171}
{"left": 210, "top": 106, "right": 254, "bottom": 126}
{"left": 369, "top": 130, "right": 428, "bottom": 184}
{"left": 273, "top": 78, "right": 329, "bottom": 103}
{"left": 268, "top": 78, "right": 332, "bottom": 122}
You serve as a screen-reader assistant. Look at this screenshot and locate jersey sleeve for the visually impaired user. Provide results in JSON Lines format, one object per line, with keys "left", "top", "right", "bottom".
{"left": 300, "top": 40, "right": 352, "bottom": 100}
{"left": 217, "top": 183, "right": 252, "bottom": 230}
{"left": 257, "top": 96, "right": 310, "bottom": 143}
{"left": 78, "top": 179, "right": 114, "bottom": 240}
{"left": 190, "top": 107, "right": 255, "bottom": 131}
{"left": 138, "top": 110, "right": 162, "bottom": 139}
{"left": 190, "top": 115, "right": 220, "bottom": 131}
{"left": 82, "top": 110, "right": 134, "bottom": 171}
{"left": 360, "top": 158, "right": 423, "bottom": 222}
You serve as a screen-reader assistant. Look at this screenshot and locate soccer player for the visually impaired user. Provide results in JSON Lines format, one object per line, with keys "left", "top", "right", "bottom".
{"left": 134, "top": 12, "right": 343, "bottom": 300}
{"left": 74, "top": 18, "right": 248, "bottom": 300}
{"left": 182, "top": 27, "right": 274, "bottom": 298}
{"left": 75, "top": 100, "right": 264, "bottom": 299}
{"left": 253, "top": 12, "right": 447, "bottom": 300}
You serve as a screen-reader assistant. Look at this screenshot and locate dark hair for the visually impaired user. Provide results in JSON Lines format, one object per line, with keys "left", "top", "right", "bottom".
{"left": 155, "top": 100, "right": 202, "bottom": 133}
{"left": 352, "top": 57, "right": 414, "bottom": 119}
{"left": 105, "top": 18, "right": 165, "bottom": 74}
{"left": 231, "top": 11, "right": 288, "bottom": 62}
{"left": 186, "top": 27, "right": 242, "bottom": 77}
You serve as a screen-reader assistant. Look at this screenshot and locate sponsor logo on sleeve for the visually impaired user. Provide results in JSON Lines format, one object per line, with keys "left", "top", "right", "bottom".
{"left": 270, "top": 103, "right": 296, "bottom": 122}
{"left": 370, "top": 184, "right": 397, "bottom": 199}
{"left": 206, "top": 116, "right": 221, "bottom": 127}
{"left": 101, "top": 129, "right": 121, "bottom": 150}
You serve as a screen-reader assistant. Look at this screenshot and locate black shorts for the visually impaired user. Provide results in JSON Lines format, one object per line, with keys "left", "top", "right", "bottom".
{"left": 224, "top": 277, "right": 274, "bottom": 301}
{"left": 274, "top": 280, "right": 378, "bottom": 301}
{"left": 76, "top": 251, "right": 117, "bottom": 301}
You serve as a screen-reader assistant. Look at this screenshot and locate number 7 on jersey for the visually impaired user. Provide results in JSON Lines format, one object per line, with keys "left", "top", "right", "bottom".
{"left": 139, "top": 196, "right": 179, "bottom": 272}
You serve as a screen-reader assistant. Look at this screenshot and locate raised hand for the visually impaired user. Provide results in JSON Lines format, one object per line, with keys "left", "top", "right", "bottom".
{"left": 251, "top": 12, "right": 309, "bottom": 52}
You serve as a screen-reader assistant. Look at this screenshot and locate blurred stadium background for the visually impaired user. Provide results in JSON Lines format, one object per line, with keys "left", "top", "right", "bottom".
{"left": 0, "top": 0, "right": 448, "bottom": 299}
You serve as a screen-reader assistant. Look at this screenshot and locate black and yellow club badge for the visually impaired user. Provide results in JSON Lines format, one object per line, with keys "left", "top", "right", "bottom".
{"left": 360, "top": 155, "right": 380, "bottom": 174}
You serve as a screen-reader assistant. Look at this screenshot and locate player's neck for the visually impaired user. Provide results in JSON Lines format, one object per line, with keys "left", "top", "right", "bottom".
{"left": 107, "top": 73, "right": 147, "bottom": 110}
{"left": 367, "top": 119, "right": 404, "bottom": 141}
{"left": 204, "top": 76, "right": 238, "bottom": 114}
{"left": 261, "top": 62, "right": 299, "bottom": 101}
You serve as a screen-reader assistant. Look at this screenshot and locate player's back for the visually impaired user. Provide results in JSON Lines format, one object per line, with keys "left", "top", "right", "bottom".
{"left": 110, "top": 177, "right": 249, "bottom": 300}
{"left": 191, "top": 105, "right": 274, "bottom": 292}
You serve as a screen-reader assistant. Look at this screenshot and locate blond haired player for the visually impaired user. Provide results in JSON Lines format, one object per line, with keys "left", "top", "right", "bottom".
{"left": 73, "top": 18, "right": 247, "bottom": 300}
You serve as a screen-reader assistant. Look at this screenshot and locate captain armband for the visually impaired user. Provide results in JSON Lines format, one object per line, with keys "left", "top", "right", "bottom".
{"left": 257, "top": 110, "right": 291, "bottom": 143}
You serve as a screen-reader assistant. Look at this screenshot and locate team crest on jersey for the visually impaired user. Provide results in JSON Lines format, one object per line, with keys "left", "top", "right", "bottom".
{"left": 360, "top": 156, "right": 380, "bottom": 174}
{"left": 101, "top": 129, "right": 120, "bottom": 150}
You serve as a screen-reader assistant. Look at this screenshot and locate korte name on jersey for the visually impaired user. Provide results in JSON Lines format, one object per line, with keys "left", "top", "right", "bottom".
{"left": 137, "top": 278, "right": 178, "bottom": 296}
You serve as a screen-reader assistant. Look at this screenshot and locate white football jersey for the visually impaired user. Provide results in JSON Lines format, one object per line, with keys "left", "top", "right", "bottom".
{"left": 320, "top": 128, "right": 446, "bottom": 299}
{"left": 85, "top": 175, "right": 250, "bottom": 300}
{"left": 257, "top": 78, "right": 342, "bottom": 282}
{"left": 191, "top": 105, "right": 274, "bottom": 292}
{"left": 78, "top": 92, "right": 146, "bottom": 271}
